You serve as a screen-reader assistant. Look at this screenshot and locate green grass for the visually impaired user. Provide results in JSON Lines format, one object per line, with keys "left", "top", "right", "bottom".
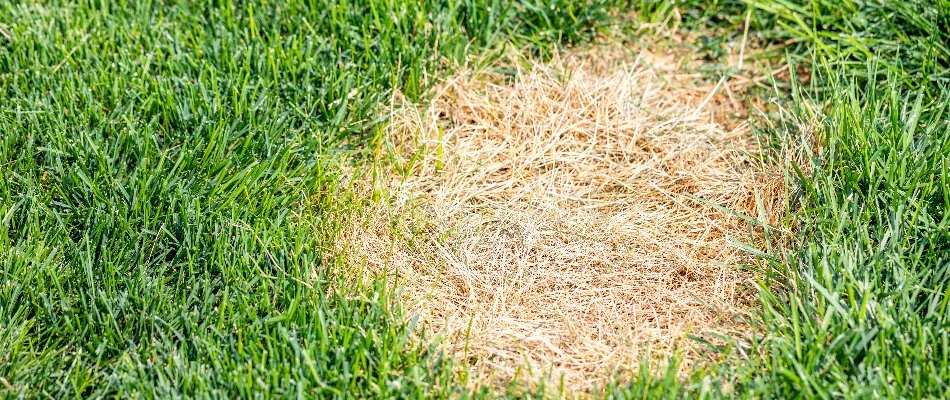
{"left": 0, "top": 0, "right": 622, "bottom": 398}
{"left": 749, "top": 69, "right": 950, "bottom": 399}
{"left": 606, "top": 1, "right": 950, "bottom": 398}
{"left": 737, "top": 2, "right": 950, "bottom": 396}
{"left": 3, "top": 0, "right": 949, "bottom": 398}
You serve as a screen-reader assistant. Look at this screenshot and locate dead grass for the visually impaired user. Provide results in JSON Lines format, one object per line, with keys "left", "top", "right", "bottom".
{"left": 340, "top": 42, "right": 788, "bottom": 393}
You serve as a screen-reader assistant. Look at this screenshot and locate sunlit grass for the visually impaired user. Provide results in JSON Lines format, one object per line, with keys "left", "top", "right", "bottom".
{"left": 2, "top": 0, "right": 948, "bottom": 398}
{"left": 611, "top": 1, "right": 950, "bottom": 398}
{"left": 0, "top": 0, "right": 621, "bottom": 397}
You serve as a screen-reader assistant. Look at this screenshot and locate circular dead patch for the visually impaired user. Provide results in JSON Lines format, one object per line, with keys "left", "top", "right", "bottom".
{"left": 342, "top": 45, "right": 786, "bottom": 392}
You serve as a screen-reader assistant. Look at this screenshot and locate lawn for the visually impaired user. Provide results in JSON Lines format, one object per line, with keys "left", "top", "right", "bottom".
{"left": 1, "top": 0, "right": 948, "bottom": 399}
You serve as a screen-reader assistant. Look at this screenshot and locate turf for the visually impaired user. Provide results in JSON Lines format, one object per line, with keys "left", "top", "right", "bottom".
{"left": 2, "top": 0, "right": 949, "bottom": 398}
{"left": 0, "top": 0, "right": 621, "bottom": 398}
{"left": 738, "top": 1, "right": 950, "bottom": 396}
{"left": 608, "top": 1, "right": 950, "bottom": 398}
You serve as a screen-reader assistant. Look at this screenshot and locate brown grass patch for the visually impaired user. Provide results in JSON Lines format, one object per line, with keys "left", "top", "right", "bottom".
{"left": 341, "top": 43, "right": 787, "bottom": 392}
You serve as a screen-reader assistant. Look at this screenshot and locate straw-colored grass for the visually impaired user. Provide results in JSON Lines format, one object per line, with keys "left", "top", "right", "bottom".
{"left": 341, "top": 43, "right": 786, "bottom": 391}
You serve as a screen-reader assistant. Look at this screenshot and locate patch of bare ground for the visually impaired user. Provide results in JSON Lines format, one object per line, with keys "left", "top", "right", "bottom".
{"left": 339, "top": 39, "right": 788, "bottom": 393}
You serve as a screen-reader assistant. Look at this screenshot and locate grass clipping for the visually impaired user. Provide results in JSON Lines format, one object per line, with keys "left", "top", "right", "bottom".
{"left": 344, "top": 46, "right": 785, "bottom": 390}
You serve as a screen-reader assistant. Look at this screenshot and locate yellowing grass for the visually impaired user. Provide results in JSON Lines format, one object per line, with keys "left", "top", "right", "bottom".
{"left": 344, "top": 44, "right": 785, "bottom": 392}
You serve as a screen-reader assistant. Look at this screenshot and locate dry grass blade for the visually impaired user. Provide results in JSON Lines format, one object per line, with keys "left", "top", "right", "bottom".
{"left": 341, "top": 43, "right": 787, "bottom": 392}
